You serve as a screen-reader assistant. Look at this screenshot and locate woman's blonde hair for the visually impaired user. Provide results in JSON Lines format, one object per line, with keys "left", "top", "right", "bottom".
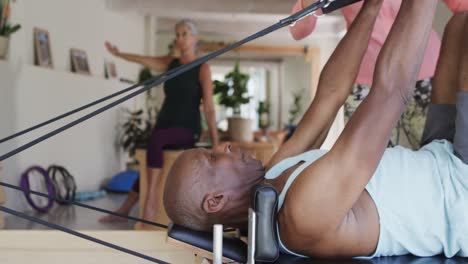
{"left": 175, "top": 19, "right": 198, "bottom": 36}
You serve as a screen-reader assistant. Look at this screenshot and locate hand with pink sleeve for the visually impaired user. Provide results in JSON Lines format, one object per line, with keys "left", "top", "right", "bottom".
{"left": 289, "top": 0, "right": 320, "bottom": 40}
{"left": 444, "top": 0, "right": 468, "bottom": 13}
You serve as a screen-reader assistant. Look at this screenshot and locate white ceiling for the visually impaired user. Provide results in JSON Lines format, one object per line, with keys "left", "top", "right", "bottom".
{"left": 106, "top": 0, "right": 346, "bottom": 46}
{"left": 107, "top": 0, "right": 301, "bottom": 16}
{"left": 158, "top": 15, "right": 344, "bottom": 43}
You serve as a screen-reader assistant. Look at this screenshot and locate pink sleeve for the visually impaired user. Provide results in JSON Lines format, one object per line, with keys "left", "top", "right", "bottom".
{"left": 444, "top": 0, "right": 468, "bottom": 12}
{"left": 289, "top": 0, "right": 318, "bottom": 40}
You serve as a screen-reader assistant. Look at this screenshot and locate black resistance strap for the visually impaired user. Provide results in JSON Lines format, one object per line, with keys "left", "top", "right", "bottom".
{"left": 0, "top": 1, "right": 359, "bottom": 263}
{"left": 0, "top": 0, "right": 329, "bottom": 162}
{"left": 0, "top": 205, "right": 170, "bottom": 264}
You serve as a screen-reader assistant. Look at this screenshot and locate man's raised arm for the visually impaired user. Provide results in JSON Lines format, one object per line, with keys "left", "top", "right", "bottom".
{"left": 286, "top": 0, "right": 439, "bottom": 240}
{"left": 268, "top": 0, "right": 383, "bottom": 169}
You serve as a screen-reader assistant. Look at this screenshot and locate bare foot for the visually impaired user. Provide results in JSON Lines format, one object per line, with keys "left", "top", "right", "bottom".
{"left": 138, "top": 202, "right": 158, "bottom": 229}
{"left": 99, "top": 191, "right": 138, "bottom": 223}
{"left": 143, "top": 205, "right": 157, "bottom": 223}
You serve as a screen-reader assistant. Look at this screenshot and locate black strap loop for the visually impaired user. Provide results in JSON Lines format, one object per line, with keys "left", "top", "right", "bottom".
{"left": 48, "top": 165, "right": 77, "bottom": 204}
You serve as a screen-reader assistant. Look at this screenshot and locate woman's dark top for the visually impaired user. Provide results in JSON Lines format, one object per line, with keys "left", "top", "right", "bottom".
{"left": 155, "top": 58, "right": 203, "bottom": 138}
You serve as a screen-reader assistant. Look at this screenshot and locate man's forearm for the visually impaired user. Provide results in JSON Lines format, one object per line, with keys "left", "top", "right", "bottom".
{"left": 332, "top": 0, "right": 439, "bottom": 175}
{"left": 267, "top": 1, "right": 382, "bottom": 167}
{"left": 317, "top": 0, "right": 381, "bottom": 99}
{"left": 373, "top": 0, "right": 439, "bottom": 99}
{"left": 295, "top": 0, "right": 382, "bottom": 147}
{"left": 288, "top": 0, "right": 441, "bottom": 235}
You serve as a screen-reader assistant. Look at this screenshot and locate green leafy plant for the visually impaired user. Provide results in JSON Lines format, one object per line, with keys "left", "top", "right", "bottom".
{"left": 1, "top": 23, "right": 20, "bottom": 37}
{"left": 213, "top": 61, "right": 250, "bottom": 115}
{"left": 0, "top": 0, "right": 21, "bottom": 37}
{"left": 119, "top": 68, "right": 160, "bottom": 162}
{"left": 257, "top": 101, "right": 270, "bottom": 129}
{"left": 138, "top": 67, "right": 153, "bottom": 83}
{"left": 289, "top": 90, "right": 304, "bottom": 125}
{"left": 138, "top": 67, "right": 160, "bottom": 127}
{"left": 120, "top": 109, "right": 152, "bottom": 162}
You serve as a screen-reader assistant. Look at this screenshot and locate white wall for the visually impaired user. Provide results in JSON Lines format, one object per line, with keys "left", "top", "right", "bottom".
{"left": 281, "top": 56, "right": 311, "bottom": 126}
{"left": 9, "top": 0, "right": 145, "bottom": 80}
{"left": 1, "top": 0, "right": 146, "bottom": 210}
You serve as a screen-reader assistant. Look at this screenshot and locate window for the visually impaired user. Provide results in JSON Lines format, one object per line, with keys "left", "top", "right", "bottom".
{"left": 211, "top": 63, "right": 268, "bottom": 131}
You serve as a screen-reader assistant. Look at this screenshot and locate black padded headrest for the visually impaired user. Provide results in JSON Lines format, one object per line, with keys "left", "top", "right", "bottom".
{"left": 322, "top": 0, "right": 362, "bottom": 14}
{"left": 167, "top": 184, "right": 279, "bottom": 263}
{"left": 167, "top": 224, "right": 247, "bottom": 263}
{"left": 251, "top": 183, "right": 280, "bottom": 262}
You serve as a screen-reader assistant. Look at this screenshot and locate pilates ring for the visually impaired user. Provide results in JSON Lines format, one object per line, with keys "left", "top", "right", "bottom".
{"left": 48, "top": 165, "right": 77, "bottom": 204}
{"left": 20, "top": 166, "right": 56, "bottom": 213}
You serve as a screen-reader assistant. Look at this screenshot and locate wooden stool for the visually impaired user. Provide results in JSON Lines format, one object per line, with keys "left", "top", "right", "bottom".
{"left": 135, "top": 149, "right": 183, "bottom": 230}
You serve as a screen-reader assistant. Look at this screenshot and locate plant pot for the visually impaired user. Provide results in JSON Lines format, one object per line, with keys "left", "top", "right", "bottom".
{"left": 228, "top": 117, "right": 253, "bottom": 142}
{"left": 0, "top": 36, "right": 9, "bottom": 60}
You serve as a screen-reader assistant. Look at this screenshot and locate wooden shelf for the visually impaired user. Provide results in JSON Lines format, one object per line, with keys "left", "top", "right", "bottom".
{"left": 0, "top": 61, "right": 125, "bottom": 84}
{"left": 199, "top": 42, "right": 308, "bottom": 56}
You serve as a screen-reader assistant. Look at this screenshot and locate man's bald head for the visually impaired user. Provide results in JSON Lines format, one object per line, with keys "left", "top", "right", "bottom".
{"left": 163, "top": 149, "right": 211, "bottom": 231}
{"left": 163, "top": 143, "right": 265, "bottom": 231}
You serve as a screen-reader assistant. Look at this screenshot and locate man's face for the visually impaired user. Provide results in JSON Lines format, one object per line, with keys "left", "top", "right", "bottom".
{"left": 198, "top": 143, "right": 265, "bottom": 192}
{"left": 164, "top": 143, "right": 265, "bottom": 229}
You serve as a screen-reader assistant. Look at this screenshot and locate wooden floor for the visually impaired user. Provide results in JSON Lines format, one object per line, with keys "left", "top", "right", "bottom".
{"left": 0, "top": 230, "right": 195, "bottom": 263}
{"left": 4, "top": 193, "right": 136, "bottom": 230}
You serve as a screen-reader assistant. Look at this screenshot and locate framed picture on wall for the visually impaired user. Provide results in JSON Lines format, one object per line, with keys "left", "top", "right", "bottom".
{"left": 104, "top": 61, "right": 117, "bottom": 79}
{"left": 34, "top": 28, "right": 53, "bottom": 68}
{"left": 70, "top": 48, "right": 91, "bottom": 75}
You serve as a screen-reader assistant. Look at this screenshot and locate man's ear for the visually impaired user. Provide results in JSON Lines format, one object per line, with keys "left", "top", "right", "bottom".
{"left": 202, "top": 192, "right": 229, "bottom": 214}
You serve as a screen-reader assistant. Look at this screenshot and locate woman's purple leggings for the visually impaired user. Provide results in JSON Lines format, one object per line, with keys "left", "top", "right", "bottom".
{"left": 132, "top": 127, "right": 195, "bottom": 193}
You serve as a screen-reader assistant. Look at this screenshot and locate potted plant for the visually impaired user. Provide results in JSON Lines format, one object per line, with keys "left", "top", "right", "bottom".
{"left": 120, "top": 108, "right": 152, "bottom": 166}
{"left": 0, "top": 0, "right": 21, "bottom": 59}
{"left": 138, "top": 67, "right": 160, "bottom": 126}
{"left": 285, "top": 90, "right": 304, "bottom": 141}
{"left": 213, "top": 61, "right": 253, "bottom": 142}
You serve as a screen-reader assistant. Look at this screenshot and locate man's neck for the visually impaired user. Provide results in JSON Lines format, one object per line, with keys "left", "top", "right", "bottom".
{"left": 264, "top": 161, "right": 304, "bottom": 194}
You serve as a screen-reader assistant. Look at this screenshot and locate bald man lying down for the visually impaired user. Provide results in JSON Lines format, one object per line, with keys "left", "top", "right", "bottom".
{"left": 164, "top": 0, "right": 468, "bottom": 258}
